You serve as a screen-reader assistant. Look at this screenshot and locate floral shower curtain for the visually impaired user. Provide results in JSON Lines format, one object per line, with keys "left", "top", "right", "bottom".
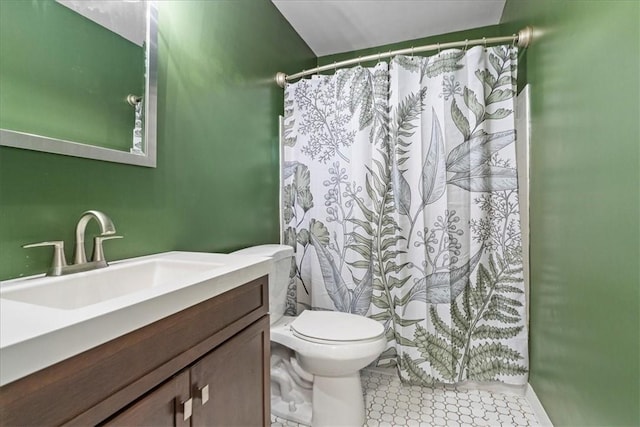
{"left": 282, "top": 45, "right": 528, "bottom": 385}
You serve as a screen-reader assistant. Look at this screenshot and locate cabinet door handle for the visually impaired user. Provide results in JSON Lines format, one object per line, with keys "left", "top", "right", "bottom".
{"left": 181, "top": 398, "right": 193, "bottom": 421}
{"left": 199, "top": 384, "right": 210, "bottom": 405}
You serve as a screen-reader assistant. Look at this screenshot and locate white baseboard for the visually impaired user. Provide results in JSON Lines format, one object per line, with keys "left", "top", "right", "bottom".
{"left": 525, "top": 383, "right": 553, "bottom": 426}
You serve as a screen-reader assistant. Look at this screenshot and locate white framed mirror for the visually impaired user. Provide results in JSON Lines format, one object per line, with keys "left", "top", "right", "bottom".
{"left": 0, "top": 1, "right": 158, "bottom": 168}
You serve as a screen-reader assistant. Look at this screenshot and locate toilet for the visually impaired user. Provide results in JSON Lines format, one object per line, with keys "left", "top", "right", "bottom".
{"left": 231, "top": 244, "right": 386, "bottom": 427}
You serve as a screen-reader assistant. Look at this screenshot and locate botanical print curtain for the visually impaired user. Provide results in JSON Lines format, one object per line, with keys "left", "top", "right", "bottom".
{"left": 282, "top": 45, "right": 528, "bottom": 385}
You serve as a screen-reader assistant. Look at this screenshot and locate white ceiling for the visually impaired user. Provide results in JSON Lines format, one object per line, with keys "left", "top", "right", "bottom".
{"left": 272, "top": 0, "right": 507, "bottom": 57}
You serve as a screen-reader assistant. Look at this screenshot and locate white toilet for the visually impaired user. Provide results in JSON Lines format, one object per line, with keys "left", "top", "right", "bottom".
{"left": 232, "top": 244, "right": 386, "bottom": 427}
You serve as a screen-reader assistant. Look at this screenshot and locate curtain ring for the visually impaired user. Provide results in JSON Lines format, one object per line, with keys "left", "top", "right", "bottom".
{"left": 333, "top": 61, "right": 337, "bottom": 73}
{"left": 378, "top": 52, "right": 382, "bottom": 62}
{"left": 388, "top": 50, "right": 392, "bottom": 60}
{"left": 483, "top": 37, "right": 487, "bottom": 49}
{"left": 358, "top": 56, "right": 362, "bottom": 66}
{"left": 411, "top": 46, "right": 414, "bottom": 57}
{"left": 464, "top": 39, "right": 469, "bottom": 51}
{"left": 512, "top": 34, "right": 517, "bottom": 47}
{"left": 437, "top": 43, "right": 441, "bottom": 53}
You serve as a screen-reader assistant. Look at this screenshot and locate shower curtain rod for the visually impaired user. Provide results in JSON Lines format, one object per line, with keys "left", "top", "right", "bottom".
{"left": 275, "top": 26, "right": 534, "bottom": 87}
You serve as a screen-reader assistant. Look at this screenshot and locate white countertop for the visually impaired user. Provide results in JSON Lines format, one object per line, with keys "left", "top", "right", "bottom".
{"left": 0, "top": 251, "right": 272, "bottom": 386}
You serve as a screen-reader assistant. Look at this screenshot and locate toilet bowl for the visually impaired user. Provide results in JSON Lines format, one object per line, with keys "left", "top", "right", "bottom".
{"left": 231, "top": 245, "right": 386, "bottom": 427}
{"left": 272, "top": 312, "right": 386, "bottom": 426}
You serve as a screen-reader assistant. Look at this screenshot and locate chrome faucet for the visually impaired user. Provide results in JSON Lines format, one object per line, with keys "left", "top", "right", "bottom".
{"left": 73, "top": 210, "right": 117, "bottom": 264}
{"left": 23, "top": 210, "right": 122, "bottom": 276}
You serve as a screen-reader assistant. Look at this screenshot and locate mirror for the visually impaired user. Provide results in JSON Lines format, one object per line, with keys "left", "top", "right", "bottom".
{"left": 0, "top": 0, "right": 158, "bottom": 167}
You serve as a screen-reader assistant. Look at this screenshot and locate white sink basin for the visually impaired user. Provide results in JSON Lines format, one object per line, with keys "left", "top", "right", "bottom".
{"left": 0, "top": 251, "right": 272, "bottom": 386}
{"left": 1, "top": 259, "right": 223, "bottom": 310}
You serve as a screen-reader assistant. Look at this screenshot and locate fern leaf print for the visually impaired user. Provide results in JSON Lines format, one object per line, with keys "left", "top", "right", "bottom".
{"left": 284, "top": 45, "right": 527, "bottom": 386}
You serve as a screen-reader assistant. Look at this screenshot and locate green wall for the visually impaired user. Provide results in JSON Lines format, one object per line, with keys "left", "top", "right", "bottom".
{"left": 501, "top": 1, "right": 639, "bottom": 426}
{"left": 0, "top": 0, "right": 144, "bottom": 151}
{"left": 0, "top": 0, "right": 315, "bottom": 280}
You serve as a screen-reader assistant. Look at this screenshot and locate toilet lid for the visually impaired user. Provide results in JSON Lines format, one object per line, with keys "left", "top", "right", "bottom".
{"left": 290, "top": 310, "right": 384, "bottom": 342}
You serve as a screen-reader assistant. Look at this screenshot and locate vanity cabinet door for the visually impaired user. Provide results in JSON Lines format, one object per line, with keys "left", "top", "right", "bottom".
{"left": 191, "top": 316, "right": 270, "bottom": 427}
{"left": 102, "top": 371, "right": 191, "bottom": 427}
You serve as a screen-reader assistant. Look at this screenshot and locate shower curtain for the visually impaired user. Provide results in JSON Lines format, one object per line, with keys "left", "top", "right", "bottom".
{"left": 282, "top": 45, "right": 528, "bottom": 385}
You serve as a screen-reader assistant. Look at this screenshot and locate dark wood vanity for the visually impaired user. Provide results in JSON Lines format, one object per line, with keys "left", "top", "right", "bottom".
{"left": 0, "top": 276, "right": 270, "bottom": 426}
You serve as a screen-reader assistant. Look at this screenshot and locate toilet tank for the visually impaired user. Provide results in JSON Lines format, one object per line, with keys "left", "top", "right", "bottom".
{"left": 230, "top": 244, "right": 294, "bottom": 325}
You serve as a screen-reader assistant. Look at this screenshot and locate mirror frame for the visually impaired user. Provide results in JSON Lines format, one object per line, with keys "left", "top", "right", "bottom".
{"left": 0, "top": 2, "right": 158, "bottom": 168}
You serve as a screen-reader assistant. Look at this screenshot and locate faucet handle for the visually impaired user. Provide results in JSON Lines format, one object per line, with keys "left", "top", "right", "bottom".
{"left": 92, "top": 235, "right": 123, "bottom": 263}
{"left": 23, "top": 241, "right": 67, "bottom": 276}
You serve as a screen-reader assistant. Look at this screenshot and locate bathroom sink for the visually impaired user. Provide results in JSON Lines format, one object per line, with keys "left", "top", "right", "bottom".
{"left": 1, "top": 258, "right": 223, "bottom": 310}
{"left": 0, "top": 251, "right": 272, "bottom": 386}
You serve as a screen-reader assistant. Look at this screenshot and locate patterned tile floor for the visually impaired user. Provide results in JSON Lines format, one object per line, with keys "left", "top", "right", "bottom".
{"left": 271, "top": 369, "right": 540, "bottom": 427}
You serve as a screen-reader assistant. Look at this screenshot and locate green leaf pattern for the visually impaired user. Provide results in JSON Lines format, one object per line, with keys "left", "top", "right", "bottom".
{"left": 283, "top": 45, "right": 527, "bottom": 385}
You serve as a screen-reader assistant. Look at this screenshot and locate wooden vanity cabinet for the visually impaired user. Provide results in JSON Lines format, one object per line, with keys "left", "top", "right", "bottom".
{"left": 102, "top": 318, "right": 269, "bottom": 427}
{"left": 0, "top": 276, "right": 270, "bottom": 427}
{"left": 102, "top": 371, "right": 191, "bottom": 427}
{"left": 190, "top": 319, "right": 267, "bottom": 426}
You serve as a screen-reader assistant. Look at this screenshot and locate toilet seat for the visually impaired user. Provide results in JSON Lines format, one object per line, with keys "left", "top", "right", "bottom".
{"left": 290, "top": 310, "right": 384, "bottom": 345}
{"left": 233, "top": 244, "right": 386, "bottom": 426}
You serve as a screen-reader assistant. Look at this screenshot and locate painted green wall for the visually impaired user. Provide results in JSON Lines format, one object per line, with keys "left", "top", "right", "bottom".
{"left": 501, "top": 1, "right": 639, "bottom": 426}
{"left": 0, "top": 0, "right": 315, "bottom": 280}
{"left": 0, "top": 0, "right": 144, "bottom": 151}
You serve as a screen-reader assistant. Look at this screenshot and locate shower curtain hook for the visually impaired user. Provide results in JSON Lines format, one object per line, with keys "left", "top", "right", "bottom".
{"left": 483, "top": 37, "right": 487, "bottom": 49}
{"left": 358, "top": 56, "right": 362, "bottom": 66}
{"left": 437, "top": 43, "right": 441, "bottom": 54}
{"left": 464, "top": 39, "right": 469, "bottom": 52}
{"left": 512, "top": 33, "right": 518, "bottom": 47}
{"left": 411, "top": 46, "right": 414, "bottom": 57}
{"left": 333, "top": 61, "right": 337, "bottom": 73}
